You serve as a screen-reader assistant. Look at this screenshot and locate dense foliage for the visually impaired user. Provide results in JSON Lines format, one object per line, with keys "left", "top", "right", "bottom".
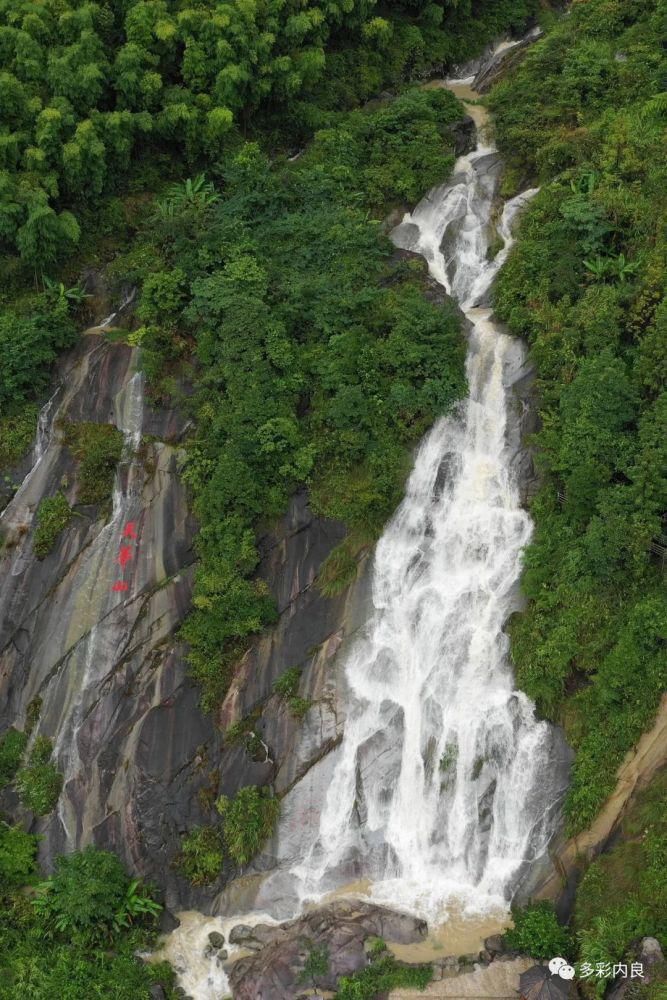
{"left": 33, "top": 492, "right": 73, "bottom": 557}
{"left": 0, "top": 839, "right": 174, "bottom": 999}
{"left": 503, "top": 901, "right": 573, "bottom": 961}
{"left": 0, "top": 0, "right": 539, "bottom": 273}
{"left": 62, "top": 420, "right": 124, "bottom": 504}
{"left": 15, "top": 735, "right": 63, "bottom": 815}
{"left": 489, "top": 0, "right": 667, "bottom": 834}
{"left": 335, "top": 952, "right": 432, "bottom": 998}
{"left": 177, "top": 784, "right": 279, "bottom": 882}
{"left": 0, "top": 727, "right": 62, "bottom": 817}
{"left": 215, "top": 784, "right": 280, "bottom": 866}
{"left": 574, "top": 768, "right": 667, "bottom": 996}
{"left": 128, "top": 86, "right": 468, "bottom": 710}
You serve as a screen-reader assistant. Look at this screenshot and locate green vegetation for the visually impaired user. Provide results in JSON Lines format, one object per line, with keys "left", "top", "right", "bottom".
{"left": 273, "top": 667, "right": 302, "bottom": 700}
{"left": 504, "top": 902, "right": 573, "bottom": 961}
{"left": 318, "top": 530, "right": 372, "bottom": 596}
{"left": 15, "top": 735, "right": 63, "bottom": 815}
{"left": 489, "top": 0, "right": 667, "bottom": 834}
{"left": 177, "top": 784, "right": 280, "bottom": 882}
{"left": 33, "top": 492, "right": 73, "bottom": 558}
{"left": 62, "top": 420, "right": 124, "bottom": 505}
{"left": 32, "top": 846, "right": 161, "bottom": 945}
{"left": 0, "top": 821, "right": 37, "bottom": 889}
{"left": 0, "top": 298, "right": 76, "bottom": 414}
{"left": 215, "top": 785, "right": 280, "bottom": 867}
{"left": 0, "top": 729, "right": 29, "bottom": 788}
{"left": 574, "top": 769, "right": 667, "bottom": 995}
{"left": 0, "top": 404, "right": 38, "bottom": 469}
{"left": 298, "top": 943, "right": 330, "bottom": 987}
{"left": 273, "top": 666, "right": 312, "bottom": 718}
{"left": 439, "top": 742, "right": 457, "bottom": 773}
{"left": 0, "top": 0, "right": 539, "bottom": 274}
{"left": 0, "top": 840, "right": 173, "bottom": 999}
{"left": 140, "top": 88, "right": 468, "bottom": 711}
{"left": 175, "top": 824, "right": 225, "bottom": 886}
{"left": 335, "top": 952, "right": 432, "bottom": 999}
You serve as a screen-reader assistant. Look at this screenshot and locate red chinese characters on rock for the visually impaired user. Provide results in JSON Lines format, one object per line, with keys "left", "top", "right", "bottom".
{"left": 112, "top": 522, "right": 139, "bottom": 594}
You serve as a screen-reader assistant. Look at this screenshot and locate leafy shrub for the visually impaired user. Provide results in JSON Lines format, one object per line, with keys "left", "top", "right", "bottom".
{"left": 298, "top": 943, "right": 330, "bottom": 987}
{"left": 33, "top": 493, "right": 73, "bottom": 558}
{"left": 16, "top": 737, "right": 63, "bottom": 815}
{"left": 215, "top": 786, "right": 280, "bottom": 868}
{"left": 0, "top": 404, "right": 38, "bottom": 470}
{"left": 16, "top": 762, "right": 62, "bottom": 816}
{"left": 0, "top": 302, "right": 75, "bottom": 410}
{"left": 273, "top": 668, "right": 301, "bottom": 700}
{"left": 318, "top": 532, "right": 371, "bottom": 597}
{"left": 503, "top": 902, "right": 572, "bottom": 960}
{"left": 32, "top": 847, "right": 160, "bottom": 946}
{"left": 336, "top": 955, "right": 432, "bottom": 999}
{"left": 439, "top": 743, "right": 458, "bottom": 773}
{"left": 0, "top": 822, "right": 38, "bottom": 890}
{"left": 175, "top": 826, "right": 225, "bottom": 886}
{"left": 0, "top": 728, "right": 29, "bottom": 788}
{"left": 273, "top": 668, "right": 312, "bottom": 719}
{"left": 62, "top": 422, "right": 124, "bottom": 505}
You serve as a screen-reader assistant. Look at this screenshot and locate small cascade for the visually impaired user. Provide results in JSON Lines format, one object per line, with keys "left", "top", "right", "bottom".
{"left": 53, "top": 369, "right": 145, "bottom": 850}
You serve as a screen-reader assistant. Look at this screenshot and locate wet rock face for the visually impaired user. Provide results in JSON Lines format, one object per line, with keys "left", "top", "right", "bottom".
{"left": 0, "top": 334, "right": 220, "bottom": 902}
{"left": 472, "top": 28, "right": 543, "bottom": 94}
{"left": 227, "top": 900, "right": 428, "bottom": 1000}
{"left": 0, "top": 329, "right": 369, "bottom": 910}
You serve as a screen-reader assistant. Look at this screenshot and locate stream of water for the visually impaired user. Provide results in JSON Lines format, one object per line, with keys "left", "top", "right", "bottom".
{"left": 287, "top": 89, "right": 557, "bottom": 925}
{"left": 157, "top": 71, "right": 569, "bottom": 998}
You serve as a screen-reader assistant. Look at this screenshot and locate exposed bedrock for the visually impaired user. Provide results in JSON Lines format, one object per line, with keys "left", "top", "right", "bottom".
{"left": 227, "top": 900, "right": 427, "bottom": 1000}
{"left": 0, "top": 327, "right": 373, "bottom": 912}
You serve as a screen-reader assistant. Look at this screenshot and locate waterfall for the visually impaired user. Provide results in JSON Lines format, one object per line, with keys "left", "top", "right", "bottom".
{"left": 157, "top": 65, "right": 570, "bottom": 1000}
{"left": 288, "top": 89, "right": 562, "bottom": 924}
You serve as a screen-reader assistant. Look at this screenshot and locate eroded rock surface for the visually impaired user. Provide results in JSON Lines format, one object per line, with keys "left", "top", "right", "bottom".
{"left": 0, "top": 328, "right": 372, "bottom": 912}
{"left": 228, "top": 900, "right": 428, "bottom": 1000}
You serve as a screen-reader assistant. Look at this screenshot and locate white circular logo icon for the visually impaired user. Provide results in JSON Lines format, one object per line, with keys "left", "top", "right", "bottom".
{"left": 549, "top": 958, "right": 568, "bottom": 975}
{"left": 559, "top": 965, "right": 575, "bottom": 980}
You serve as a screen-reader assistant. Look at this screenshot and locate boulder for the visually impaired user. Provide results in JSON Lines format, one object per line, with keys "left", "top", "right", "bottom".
{"left": 228, "top": 900, "right": 428, "bottom": 1000}
{"left": 484, "top": 934, "right": 506, "bottom": 956}
{"left": 447, "top": 115, "right": 476, "bottom": 156}
{"left": 160, "top": 909, "right": 181, "bottom": 934}
{"left": 207, "top": 930, "right": 225, "bottom": 949}
{"left": 641, "top": 937, "right": 664, "bottom": 968}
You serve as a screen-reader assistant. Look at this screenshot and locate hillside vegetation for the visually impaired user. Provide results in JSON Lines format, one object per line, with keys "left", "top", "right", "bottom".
{"left": 489, "top": 0, "right": 667, "bottom": 836}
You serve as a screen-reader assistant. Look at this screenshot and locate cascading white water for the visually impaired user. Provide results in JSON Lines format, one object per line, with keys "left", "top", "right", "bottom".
{"left": 159, "top": 68, "right": 569, "bottom": 1000}
{"left": 289, "top": 90, "right": 559, "bottom": 924}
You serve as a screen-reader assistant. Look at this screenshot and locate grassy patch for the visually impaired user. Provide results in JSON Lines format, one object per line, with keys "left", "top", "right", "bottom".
{"left": 33, "top": 493, "right": 73, "bottom": 558}
{"left": 317, "top": 531, "right": 372, "bottom": 598}
{"left": 0, "top": 404, "right": 38, "bottom": 471}
{"left": 62, "top": 422, "right": 124, "bottom": 506}
{"left": 0, "top": 729, "right": 29, "bottom": 789}
{"left": 174, "top": 825, "right": 225, "bottom": 886}
{"left": 335, "top": 954, "right": 432, "bottom": 999}
{"left": 16, "top": 737, "right": 63, "bottom": 816}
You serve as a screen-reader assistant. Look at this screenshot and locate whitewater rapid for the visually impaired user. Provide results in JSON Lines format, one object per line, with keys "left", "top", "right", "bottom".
{"left": 288, "top": 89, "right": 562, "bottom": 923}
{"left": 157, "top": 74, "right": 570, "bottom": 999}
